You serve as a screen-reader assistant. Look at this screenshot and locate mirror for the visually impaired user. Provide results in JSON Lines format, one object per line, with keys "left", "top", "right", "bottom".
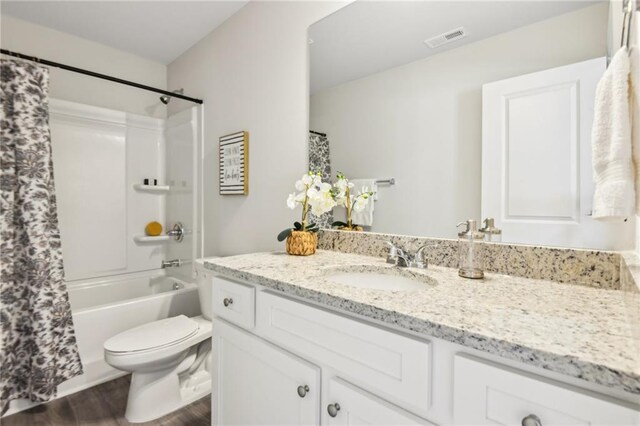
{"left": 309, "top": 0, "right": 634, "bottom": 250}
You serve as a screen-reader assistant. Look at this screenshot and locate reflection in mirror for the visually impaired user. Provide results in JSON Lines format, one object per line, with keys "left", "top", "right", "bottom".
{"left": 309, "top": 1, "right": 634, "bottom": 250}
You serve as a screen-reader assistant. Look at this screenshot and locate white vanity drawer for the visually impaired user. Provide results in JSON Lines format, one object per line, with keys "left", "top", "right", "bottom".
{"left": 212, "top": 276, "right": 255, "bottom": 330}
{"left": 256, "top": 291, "right": 432, "bottom": 417}
{"left": 453, "top": 354, "right": 640, "bottom": 426}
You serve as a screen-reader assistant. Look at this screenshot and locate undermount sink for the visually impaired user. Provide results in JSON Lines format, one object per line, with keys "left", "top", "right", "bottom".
{"left": 326, "top": 271, "right": 435, "bottom": 291}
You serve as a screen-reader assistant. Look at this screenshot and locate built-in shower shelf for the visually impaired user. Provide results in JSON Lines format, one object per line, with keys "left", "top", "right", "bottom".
{"left": 133, "top": 235, "right": 170, "bottom": 243}
{"left": 133, "top": 184, "right": 170, "bottom": 193}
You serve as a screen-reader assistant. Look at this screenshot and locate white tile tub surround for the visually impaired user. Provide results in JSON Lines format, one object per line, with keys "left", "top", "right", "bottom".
{"left": 50, "top": 99, "right": 166, "bottom": 281}
{"left": 3, "top": 271, "right": 201, "bottom": 417}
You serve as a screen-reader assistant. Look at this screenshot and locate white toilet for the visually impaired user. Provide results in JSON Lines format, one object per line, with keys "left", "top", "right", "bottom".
{"left": 104, "top": 269, "right": 213, "bottom": 423}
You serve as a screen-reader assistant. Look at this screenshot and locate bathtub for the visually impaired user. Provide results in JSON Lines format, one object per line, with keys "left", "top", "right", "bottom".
{"left": 3, "top": 271, "right": 201, "bottom": 417}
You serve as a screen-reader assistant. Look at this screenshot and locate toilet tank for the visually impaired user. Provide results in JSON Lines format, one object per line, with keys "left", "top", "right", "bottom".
{"left": 195, "top": 260, "right": 214, "bottom": 320}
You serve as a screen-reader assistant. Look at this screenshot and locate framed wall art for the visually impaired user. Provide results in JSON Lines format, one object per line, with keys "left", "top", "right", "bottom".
{"left": 219, "top": 131, "right": 248, "bottom": 195}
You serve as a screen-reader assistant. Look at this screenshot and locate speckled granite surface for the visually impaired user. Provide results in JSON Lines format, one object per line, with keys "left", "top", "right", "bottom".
{"left": 203, "top": 250, "right": 640, "bottom": 395}
{"left": 317, "top": 230, "right": 622, "bottom": 289}
{"left": 621, "top": 252, "right": 640, "bottom": 294}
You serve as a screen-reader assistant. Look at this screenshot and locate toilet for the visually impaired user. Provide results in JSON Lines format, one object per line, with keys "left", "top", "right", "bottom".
{"left": 104, "top": 267, "right": 213, "bottom": 423}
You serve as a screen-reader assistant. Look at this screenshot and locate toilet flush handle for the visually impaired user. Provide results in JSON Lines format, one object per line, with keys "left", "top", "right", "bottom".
{"left": 223, "top": 298, "right": 233, "bottom": 307}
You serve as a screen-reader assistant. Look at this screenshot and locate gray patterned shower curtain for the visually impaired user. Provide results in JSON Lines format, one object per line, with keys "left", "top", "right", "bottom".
{"left": 0, "top": 59, "right": 82, "bottom": 413}
{"left": 309, "top": 131, "right": 333, "bottom": 228}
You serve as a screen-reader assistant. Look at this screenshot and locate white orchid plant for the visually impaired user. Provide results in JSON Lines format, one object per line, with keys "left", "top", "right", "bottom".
{"left": 331, "top": 172, "right": 375, "bottom": 230}
{"left": 277, "top": 171, "right": 337, "bottom": 242}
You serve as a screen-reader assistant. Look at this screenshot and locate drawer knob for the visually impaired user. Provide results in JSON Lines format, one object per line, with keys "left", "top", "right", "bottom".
{"left": 297, "top": 385, "right": 309, "bottom": 398}
{"left": 327, "top": 403, "right": 341, "bottom": 418}
{"left": 522, "top": 414, "right": 542, "bottom": 426}
{"left": 223, "top": 298, "right": 233, "bottom": 307}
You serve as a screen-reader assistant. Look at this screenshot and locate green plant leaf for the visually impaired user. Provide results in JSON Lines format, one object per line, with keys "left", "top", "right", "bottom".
{"left": 331, "top": 221, "right": 348, "bottom": 228}
{"left": 277, "top": 228, "right": 293, "bottom": 242}
{"left": 294, "top": 222, "right": 302, "bottom": 230}
{"left": 306, "top": 222, "right": 316, "bottom": 229}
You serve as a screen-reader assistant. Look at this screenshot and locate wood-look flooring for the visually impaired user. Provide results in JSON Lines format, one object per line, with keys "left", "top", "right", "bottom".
{"left": 2, "top": 376, "right": 211, "bottom": 426}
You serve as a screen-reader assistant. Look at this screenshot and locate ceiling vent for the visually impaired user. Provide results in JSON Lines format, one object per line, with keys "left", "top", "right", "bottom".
{"left": 424, "top": 27, "right": 467, "bottom": 49}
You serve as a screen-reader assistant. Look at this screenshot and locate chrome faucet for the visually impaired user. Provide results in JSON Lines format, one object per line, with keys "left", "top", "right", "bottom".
{"left": 161, "top": 258, "right": 183, "bottom": 268}
{"left": 386, "top": 242, "right": 430, "bottom": 269}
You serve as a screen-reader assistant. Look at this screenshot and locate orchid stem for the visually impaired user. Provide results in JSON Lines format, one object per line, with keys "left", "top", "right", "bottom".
{"left": 301, "top": 186, "right": 309, "bottom": 231}
{"left": 345, "top": 186, "right": 352, "bottom": 229}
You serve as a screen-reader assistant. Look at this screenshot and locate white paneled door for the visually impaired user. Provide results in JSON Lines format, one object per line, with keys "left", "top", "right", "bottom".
{"left": 482, "top": 57, "right": 633, "bottom": 250}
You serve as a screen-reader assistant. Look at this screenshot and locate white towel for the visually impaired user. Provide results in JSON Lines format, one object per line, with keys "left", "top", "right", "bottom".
{"left": 350, "top": 179, "right": 377, "bottom": 227}
{"left": 591, "top": 48, "right": 635, "bottom": 221}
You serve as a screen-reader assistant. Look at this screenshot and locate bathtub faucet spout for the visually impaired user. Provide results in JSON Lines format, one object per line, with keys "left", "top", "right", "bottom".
{"left": 161, "top": 259, "right": 183, "bottom": 268}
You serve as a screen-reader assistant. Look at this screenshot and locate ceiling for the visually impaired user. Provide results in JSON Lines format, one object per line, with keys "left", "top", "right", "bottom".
{"left": 309, "top": 1, "right": 602, "bottom": 93}
{"left": 0, "top": 1, "right": 248, "bottom": 64}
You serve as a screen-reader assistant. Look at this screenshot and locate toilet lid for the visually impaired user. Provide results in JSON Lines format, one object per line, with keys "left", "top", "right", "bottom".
{"left": 104, "top": 315, "right": 199, "bottom": 353}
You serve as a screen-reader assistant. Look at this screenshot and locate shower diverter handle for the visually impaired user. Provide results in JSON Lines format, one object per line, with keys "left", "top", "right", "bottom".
{"left": 167, "top": 222, "right": 185, "bottom": 242}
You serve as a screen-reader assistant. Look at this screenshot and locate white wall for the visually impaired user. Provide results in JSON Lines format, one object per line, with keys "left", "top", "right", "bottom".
{"left": 168, "top": 1, "right": 347, "bottom": 256}
{"left": 310, "top": 3, "right": 608, "bottom": 239}
{"left": 1, "top": 15, "right": 168, "bottom": 118}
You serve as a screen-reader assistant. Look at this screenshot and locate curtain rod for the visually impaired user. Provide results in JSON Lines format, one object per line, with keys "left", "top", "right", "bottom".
{"left": 0, "top": 49, "right": 204, "bottom": 105}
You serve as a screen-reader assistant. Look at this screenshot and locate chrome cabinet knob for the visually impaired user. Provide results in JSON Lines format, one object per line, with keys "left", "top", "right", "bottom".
{"left": 522, "top": 414, "right": 542, "bottom": 426}
{"left": 327, "top": 403, "right": 341, "bottom": 417}
{"left": 297, "top": 385, "right": 309, "bottom": 398}
{"left": 223, "top": 298, "right": 233, "bottom": 307}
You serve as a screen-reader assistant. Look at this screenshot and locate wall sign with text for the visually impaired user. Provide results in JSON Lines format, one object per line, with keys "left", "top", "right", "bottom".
{"left": 219, "top": 131, "right": 249, "bottom": 195}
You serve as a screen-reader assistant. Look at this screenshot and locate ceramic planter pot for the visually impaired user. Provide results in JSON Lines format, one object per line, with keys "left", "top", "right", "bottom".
{"left": 286, "top": 230, "right": 318, "bottom": 256}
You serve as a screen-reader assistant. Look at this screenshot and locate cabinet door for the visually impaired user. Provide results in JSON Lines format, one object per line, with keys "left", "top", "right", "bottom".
{"left": 213, "top": 319, "right": 320, "bottom": 426}
{"left": 325, "top": 378, "right": 433, "bottom": 426}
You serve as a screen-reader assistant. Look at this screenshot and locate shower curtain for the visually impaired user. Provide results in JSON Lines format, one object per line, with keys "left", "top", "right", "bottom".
{"left": 309, "top": 131, "right": 333, "bottom": 228}
{"left": 0, "top": 59, "right": 82, "bottom": 413}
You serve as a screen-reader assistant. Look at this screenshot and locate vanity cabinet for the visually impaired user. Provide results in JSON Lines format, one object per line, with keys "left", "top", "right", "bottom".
{"left": 213, "top": 319, "right": 320, "bottom": 425}
{"left": 210, "top": 275, "right": 640, "bottom": 426}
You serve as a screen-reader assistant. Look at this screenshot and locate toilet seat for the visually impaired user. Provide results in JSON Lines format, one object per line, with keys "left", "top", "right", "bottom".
{"left": 105, "top": 315, "right": 199, "bottom": 354}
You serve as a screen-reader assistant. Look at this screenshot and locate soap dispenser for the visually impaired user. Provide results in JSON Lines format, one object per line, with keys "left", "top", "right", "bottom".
{"left": 479, "top": 217, "right": 502, "bottom": 242}
{"left": 456, "top": 219, "right": 485, "bottom": 279}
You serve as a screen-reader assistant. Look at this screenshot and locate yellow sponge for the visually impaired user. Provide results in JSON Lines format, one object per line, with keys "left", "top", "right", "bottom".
{"left": 145, "top": 221, "right": 163, "bottom": 236}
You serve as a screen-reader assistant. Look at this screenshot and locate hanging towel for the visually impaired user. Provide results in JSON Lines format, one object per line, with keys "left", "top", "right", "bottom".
{"left": 591, "top": 48, "right": 635, "bottom": 221}
{"left": 350, "top": 179, "right": 377, "bottom": 226}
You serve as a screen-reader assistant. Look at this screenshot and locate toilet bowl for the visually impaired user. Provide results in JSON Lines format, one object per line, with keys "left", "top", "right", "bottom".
{"left": 104, "top": 315, "right": 212, "bottom": 423}
{"left": 104, "top": 264, "right": 215, "bottom": 423}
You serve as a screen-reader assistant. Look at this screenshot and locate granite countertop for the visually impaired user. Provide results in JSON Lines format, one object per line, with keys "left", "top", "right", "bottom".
{"left": 203, "top": 250, "right": 640, "bottom": 395}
